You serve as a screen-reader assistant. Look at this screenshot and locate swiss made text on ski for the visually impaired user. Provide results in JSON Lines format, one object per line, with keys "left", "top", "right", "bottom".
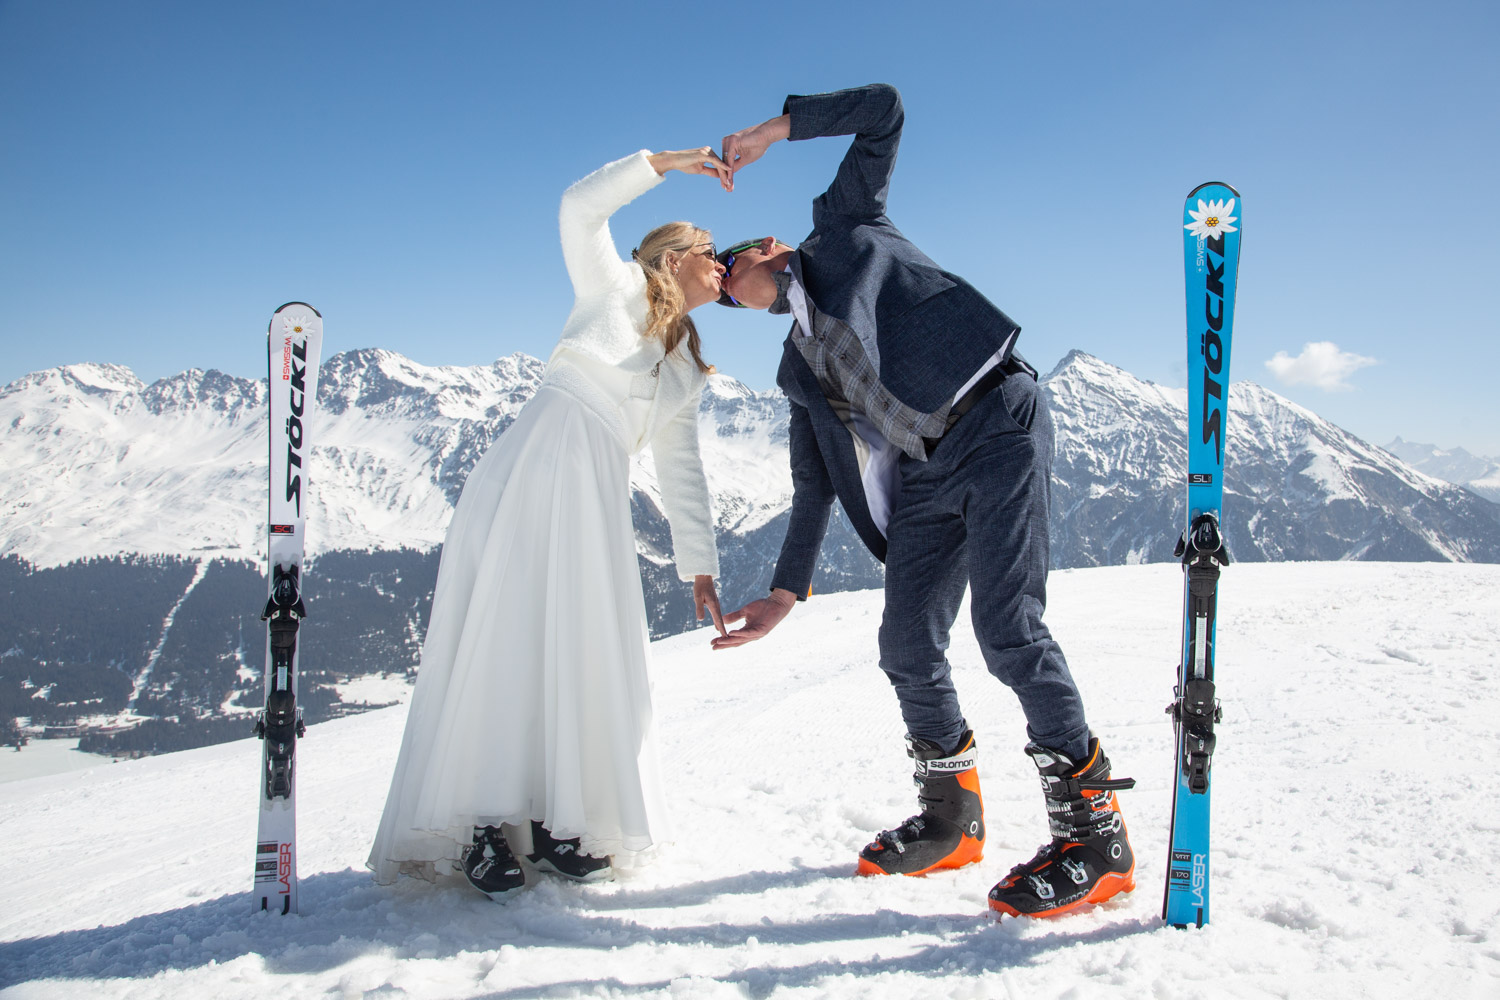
{"left": 253, "top": 302, "right": 323, "bottom": 915}
{"left": 1163, "top": 184, "right": 1240, "bottom": 929}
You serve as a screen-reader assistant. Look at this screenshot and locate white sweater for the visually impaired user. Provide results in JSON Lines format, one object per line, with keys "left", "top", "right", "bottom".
{"left": 543, "top": 150, "right": 718, "bottom": 582}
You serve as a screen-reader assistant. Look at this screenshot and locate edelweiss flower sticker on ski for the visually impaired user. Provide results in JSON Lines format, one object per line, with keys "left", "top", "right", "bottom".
{"left": 1184, "top": 199, "right": 1238, "bottom": 240}
{"left": 282, "top": 314, "right": 313, "bottom": 336}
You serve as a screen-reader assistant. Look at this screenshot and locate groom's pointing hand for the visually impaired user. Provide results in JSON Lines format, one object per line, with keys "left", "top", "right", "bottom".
{"left": 721, "top": 114, "right": 791, "bottom": 192}
{"left": 710, "top": 588, "right": 797, "bottom": 650}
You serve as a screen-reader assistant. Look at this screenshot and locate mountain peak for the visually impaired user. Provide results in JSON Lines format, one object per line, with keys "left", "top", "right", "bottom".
{"left": 704, "top": 373, "right": 763, "bottom": 402}
{"left": 3, "top": 363, "right": 146, "bottom": 398}
{"left": 1044, "top": 349, "right": 1103, "bottom": 381}
{"left": 1380, "top": 436, "right": 1500, "bottom": 500}
{"left": 62, "top": 363, "right": 145, "bottom": 394}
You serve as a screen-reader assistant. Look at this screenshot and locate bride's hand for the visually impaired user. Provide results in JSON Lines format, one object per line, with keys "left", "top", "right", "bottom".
{"left": 649, "top": 148, "right": 732, "bottom": 190}
{"left": 694, "top": 574, "right": 727, "bottom": 637}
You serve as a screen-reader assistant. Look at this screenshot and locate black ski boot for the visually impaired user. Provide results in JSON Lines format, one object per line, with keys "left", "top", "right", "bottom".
{"left": 527, "top": 821, "right": 613, "bottom": 883}
{"left": 463, "top": 825, "right": 525, "bottom": 900}
{"left": 989, "top": 738, "right": 1136, "bottom": 917}
{"left": 857, "top": 730, "right": 985, "bottom": 876}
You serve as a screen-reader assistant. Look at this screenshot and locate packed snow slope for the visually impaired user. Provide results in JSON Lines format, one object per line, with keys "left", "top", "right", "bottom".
{"left": 2, "top": 562, "right": 1497, "bottom": 999}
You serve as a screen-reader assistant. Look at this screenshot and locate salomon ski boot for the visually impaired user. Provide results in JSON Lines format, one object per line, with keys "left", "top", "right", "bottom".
{"left": 463, "top": 825, "right": 525, "bottom": 900}
{"left": 989, "top": 738, "right": 1136, "bottom": 917}
{"left": 858, "top": 730, "right": 985, "bottom": 876}
{"left": 527, "top": 821, "right": 613, "bottom": 883}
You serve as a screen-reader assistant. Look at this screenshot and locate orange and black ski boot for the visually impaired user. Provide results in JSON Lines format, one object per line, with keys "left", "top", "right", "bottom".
{"left": 857, "top": 730, "right": 985, "bottom": 876}
{"left": 988, "top": 737, "right": 1136, "bottom": 917}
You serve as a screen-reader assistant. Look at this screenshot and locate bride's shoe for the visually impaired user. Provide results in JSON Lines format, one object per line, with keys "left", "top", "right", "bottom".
{"left": 526, "top": 820, "right": 614, "bottom": 882}
{"left": 462, "top": 825, "right": 526, "bottom": 900}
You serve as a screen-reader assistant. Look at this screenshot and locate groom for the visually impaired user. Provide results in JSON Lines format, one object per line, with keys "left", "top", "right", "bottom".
{"left": 710, "top": 84, "right": 1136, "bottom": 918}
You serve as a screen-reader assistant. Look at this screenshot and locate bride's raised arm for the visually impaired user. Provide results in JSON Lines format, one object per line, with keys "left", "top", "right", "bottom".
{"left": 558, "top": 148, "right": 728, "bottom": 299}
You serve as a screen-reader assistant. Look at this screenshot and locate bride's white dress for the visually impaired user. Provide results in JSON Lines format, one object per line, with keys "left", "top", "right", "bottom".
{"left": 367, "top": 151, "right": 716, "bottom": 883}
{"left": 369, "top": 366, "right": 664, "bottom": 882}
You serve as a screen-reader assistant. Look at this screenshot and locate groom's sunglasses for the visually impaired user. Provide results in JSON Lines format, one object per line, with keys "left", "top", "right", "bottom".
{"left": 714, "top": 239, "right": 776, "bottom": 308}
{"left": 717, "top": 239, "right": 766, "bottom": 277}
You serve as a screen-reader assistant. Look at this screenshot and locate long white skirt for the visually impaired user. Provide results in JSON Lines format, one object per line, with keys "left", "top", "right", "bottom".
{"left": 367, "top": 385, "right": 666, "bottom": 884}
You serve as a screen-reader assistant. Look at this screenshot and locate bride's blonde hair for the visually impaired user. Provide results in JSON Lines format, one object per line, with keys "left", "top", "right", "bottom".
{"left": 633, "top": 221, "right": 713, "bottom": 374}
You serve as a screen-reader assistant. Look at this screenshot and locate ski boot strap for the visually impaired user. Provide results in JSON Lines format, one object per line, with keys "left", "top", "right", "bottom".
{"left": 907, "top": 731, "right": 977, "bottom": 778}
{"left": 912, "top": 746, "right": 977, "bottom": 779}
{"left": 1045, "top": 794, "right": 1128, "bottom": 841}
{"left": 1044, "top": 774, "right": 1137, "bottom": 799}
{"left": 874, "top": 816, "right": 927, "bottom": 854}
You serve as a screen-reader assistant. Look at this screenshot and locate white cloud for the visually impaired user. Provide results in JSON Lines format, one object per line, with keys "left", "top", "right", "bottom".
{"left": 1264, "top": 341, "right": 1378, "bottom": 391}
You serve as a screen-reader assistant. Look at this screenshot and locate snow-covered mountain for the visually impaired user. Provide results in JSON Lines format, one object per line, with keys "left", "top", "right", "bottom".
{"left": 2, "top": 351, "right": 568, "bottom": 566}
{"left": 1382, "top": 436, "right": 1500, "bottom": 504}
{"left": 1048, "top": 351, "right": 1500, "bottom": 564}
{"left": 0, "top": 351, "right": 871, "bottom": 604}
{"left": 4, "top": 349, "right": 1499, "bottom": 755}
{"left": 5, "top": 348, "right": 1498, "bottom": 570}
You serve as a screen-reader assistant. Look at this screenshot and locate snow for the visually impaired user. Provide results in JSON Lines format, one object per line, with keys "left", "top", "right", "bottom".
{"left": 2, "top": 562, "right": 1498, "bottom": 998}
{"left": 0, "top": 738, "right": 116, "bottom": 785}
{"left": 332, "top": 673, "right": 414, "bottom": 709}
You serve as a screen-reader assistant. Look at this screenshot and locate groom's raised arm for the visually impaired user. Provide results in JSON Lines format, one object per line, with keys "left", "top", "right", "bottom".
{"left": 721, "top": 83, "right": 904, "bottom": 220}
{"left": 783, "top": 83, "right": 904, "bottom": 223}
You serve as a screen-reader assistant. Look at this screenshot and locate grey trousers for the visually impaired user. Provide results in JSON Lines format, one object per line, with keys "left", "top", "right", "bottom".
{"left": 877, "top": 366, "right": 1090, "bottom": 762}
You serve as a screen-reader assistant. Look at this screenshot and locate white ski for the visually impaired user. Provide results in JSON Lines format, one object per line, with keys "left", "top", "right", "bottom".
{"left": 252, "top": 302, "right": 322, "bottom": 914}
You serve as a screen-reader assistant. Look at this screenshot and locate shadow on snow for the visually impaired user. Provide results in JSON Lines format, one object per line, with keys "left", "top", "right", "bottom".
{"left": 0, "top": 864, "right": 1156, "bottom": 992}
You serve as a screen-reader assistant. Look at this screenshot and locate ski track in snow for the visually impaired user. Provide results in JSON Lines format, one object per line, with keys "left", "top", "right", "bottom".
{"left": 1, "top": 563, "right": 1497, "bottom": 999}
{"left": 128, "top": 558, "right": 213, "bottom": 711}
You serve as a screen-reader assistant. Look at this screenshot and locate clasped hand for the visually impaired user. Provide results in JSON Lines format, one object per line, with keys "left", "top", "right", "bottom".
{"left": 650, "top": 112, "right": 791, "bottom": 194}
{"left": 647, "top": 147, "right": 732, "bottom": 191}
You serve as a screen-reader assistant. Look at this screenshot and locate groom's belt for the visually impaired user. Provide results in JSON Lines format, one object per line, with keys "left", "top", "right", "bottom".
{"left": 922, "top": 354, "right": 1037, "bottom": 456}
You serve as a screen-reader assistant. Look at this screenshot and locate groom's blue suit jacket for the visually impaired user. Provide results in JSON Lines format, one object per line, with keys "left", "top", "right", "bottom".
{"left": 769, "top": 84, "right": 1024, "bottom": 598}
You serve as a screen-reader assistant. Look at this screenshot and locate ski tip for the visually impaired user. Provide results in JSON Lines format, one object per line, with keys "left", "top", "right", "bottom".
{"left": 1186, "top": 181, "right": 1240, "bottom": 200}
{"left": 268, "top": 302, "right": 323, "bottom": 329}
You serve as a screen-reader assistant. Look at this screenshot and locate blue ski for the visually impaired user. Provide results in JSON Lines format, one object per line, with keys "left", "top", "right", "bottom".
{"left": 1163, "top": 183, "right": 1241, "bottom": 928}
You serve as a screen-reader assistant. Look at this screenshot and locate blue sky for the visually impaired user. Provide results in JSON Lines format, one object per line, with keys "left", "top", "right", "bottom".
{"left": 3, "top": 1, "right": 1497, "bottom": 455}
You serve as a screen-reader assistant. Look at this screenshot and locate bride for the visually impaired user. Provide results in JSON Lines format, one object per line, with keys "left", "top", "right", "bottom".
{"left": 368, "top": 146, "right": 731, "bottom": 899}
